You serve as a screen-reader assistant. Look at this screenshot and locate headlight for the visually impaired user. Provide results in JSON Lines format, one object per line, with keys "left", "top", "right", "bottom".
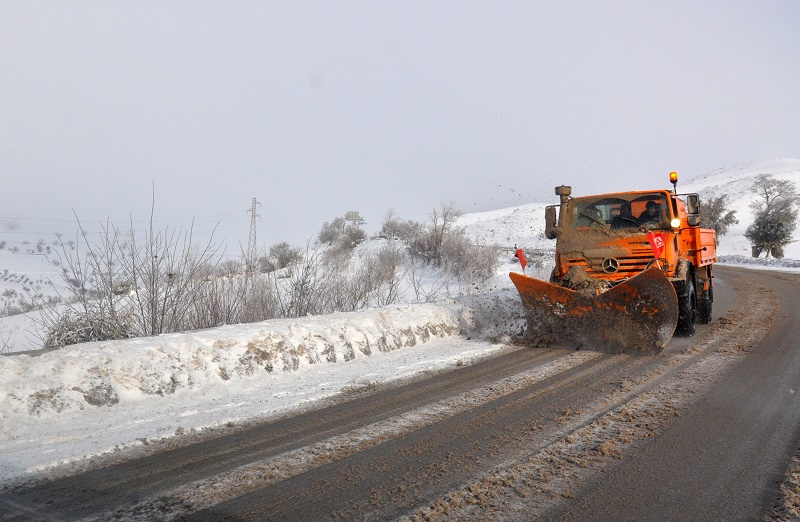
{"left": 671, "top": 218, "right": 681, "bottom": 228}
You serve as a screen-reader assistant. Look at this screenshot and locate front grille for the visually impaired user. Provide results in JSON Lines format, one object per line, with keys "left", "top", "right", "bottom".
{"left": 563, "top": 248, "right": 656, "bottom": 279}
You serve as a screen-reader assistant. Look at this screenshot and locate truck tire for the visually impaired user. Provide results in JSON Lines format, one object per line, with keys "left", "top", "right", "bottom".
{"left": 676, "top": 278, "right": 697, "bottom": 336}
{"left": 696, "top": 283, "right": 712, "bottom": 324}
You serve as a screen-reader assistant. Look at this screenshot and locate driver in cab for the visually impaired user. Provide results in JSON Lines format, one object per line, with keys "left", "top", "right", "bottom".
{"left": 637, "top": 200, "right": 661, "bottom": 225}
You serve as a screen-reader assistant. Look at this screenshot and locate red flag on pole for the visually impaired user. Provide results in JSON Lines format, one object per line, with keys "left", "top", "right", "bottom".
{"left": 646, "top": 232, "right": 668, "bottom": 259}
{"left": 515, "top": 248, "right": 527, "bottom": 272}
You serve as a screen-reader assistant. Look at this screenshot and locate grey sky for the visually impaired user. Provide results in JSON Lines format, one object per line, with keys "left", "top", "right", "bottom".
{"left": 2, "top": 1, "right": 799, "bottom": 253}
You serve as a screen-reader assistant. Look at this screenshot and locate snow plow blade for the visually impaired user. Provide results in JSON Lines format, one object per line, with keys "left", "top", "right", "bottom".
{"left": 509, "top": 267, "right": 679, "bottom": 354}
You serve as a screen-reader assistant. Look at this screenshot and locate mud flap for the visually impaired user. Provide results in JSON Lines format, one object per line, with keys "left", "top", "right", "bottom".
{"left": 509, "top": 267, "right": 679, "bottom": 354}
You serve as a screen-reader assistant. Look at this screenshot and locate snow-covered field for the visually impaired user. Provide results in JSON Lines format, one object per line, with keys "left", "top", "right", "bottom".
{"left": 1, "top": 158, "right": 800, "bottom": 488}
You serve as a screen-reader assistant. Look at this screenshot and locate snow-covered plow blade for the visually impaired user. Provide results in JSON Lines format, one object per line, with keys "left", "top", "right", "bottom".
{"left": 509, "top": 267, "right": 679, "bottom": 354}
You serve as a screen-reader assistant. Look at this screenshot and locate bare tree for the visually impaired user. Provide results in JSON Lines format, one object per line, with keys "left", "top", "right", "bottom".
{"left": 122, "top": 209, "right": 223, "bottom": 336}
{"left": 381, "top": 208, "right": 400, "bottom": 239}
{"left": 429, "top": 202, "right": 462, "bottom": 265}
{"left": 749, "top": 174, "right": 800, "bottom": 214}
{"left": 373, "top": 244, "right": 405, "bottom": 306}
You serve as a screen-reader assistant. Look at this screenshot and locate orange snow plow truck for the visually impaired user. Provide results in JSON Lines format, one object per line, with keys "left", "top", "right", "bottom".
{"left": 510, "top": 172, "right": 717, "bottom": 354}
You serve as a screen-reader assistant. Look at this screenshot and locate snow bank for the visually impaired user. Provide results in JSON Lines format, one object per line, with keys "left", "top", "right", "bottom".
{"left": 718, "top": 255, "right": 800, "bottom": 270}
{"left": 0, "top": 290, "right": 524, "bottom": 420}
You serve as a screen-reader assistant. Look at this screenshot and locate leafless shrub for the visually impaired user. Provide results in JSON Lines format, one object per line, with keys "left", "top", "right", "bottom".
{"left": 319, "top": 213, "right": 367, "bottom": 254}
{"left": 273, "top": 245, "right": 331, "bottom": 318}
{"left": 318, "top": 217, "right": 346, "bottom": 245}
{"left": 440, "top": 232, "right": 498, "bottom": 291}
{"left": 216, "top": 259, "right": 243, "bottom": 277}
{"left": 405, "top": 257, "right": 448, "bottom": 302}
{"left": 240, "top": 276, "right": 281, "bottom": 323}
{"left": 28, "top": 199, "right": 505, "bottom": 349}
{"left": 341, "top": 226, "right": 367, "bottom": 248}
{"left": 324, "top": 257, "right": 374, "bottom": 312}
{"left": 380, "top": 208, "right": 401, "bottom": 239}
{"left": 43, "top": 309, "right": 134, "bottom": 349}
{"left": 35, "top": 191, "right": 225, "bottom": 347}
{"left": 121, "top": 214, "right": 224, "bottom": 336}
{"left": 186, "top": 274, "right": 248, "bottom": 329}
{"left": 267, "top": 242, "right": 303, "bottom": 270}
{"left": 408, "top": 202, "right": 462, "bottom": 265}
{"left": 33, "top": 218, "right": 133, "bottom": 345}
{"left": 428, "top": 202, "right": 462, "bottom": 265}
{"left": 380, "top": 209, "right": 424, "bottom": 242}
{"left": 322, "top": 243, "right": 407, "bottom": 311}
{"left": 373, "top": 244, "right": 405, "bottom": 306}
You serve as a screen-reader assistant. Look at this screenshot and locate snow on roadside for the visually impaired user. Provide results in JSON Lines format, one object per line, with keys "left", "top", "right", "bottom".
{"left": 0, "top": 289, "right": 524, "bottom": 486}
{"left": 718, "top": 255, "right": 800, "bottom": 271}
{"left": 0, "top": 290, "right": 523, "bottom": 417}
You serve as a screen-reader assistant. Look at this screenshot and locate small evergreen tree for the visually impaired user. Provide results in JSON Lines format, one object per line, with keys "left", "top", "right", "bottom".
{"left": 700, "top": 195, "right": 738, "bottom": 239}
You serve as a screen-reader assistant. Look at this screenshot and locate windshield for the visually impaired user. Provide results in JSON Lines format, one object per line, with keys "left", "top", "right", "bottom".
{"left": 565, "top": 193, "right": 670, "bottom": 232}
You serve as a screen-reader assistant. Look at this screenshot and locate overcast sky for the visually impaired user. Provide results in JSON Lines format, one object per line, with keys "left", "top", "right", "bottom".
{"left": 2, "top": 1, "right": 799, "bottom": 252}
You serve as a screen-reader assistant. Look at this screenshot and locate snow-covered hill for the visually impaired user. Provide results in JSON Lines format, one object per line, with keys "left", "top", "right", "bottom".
{"left": 456, "top": 202, "right": 549, "bottom": 250}
{"left": 454, "top": 157, "right": 800, "bottom": 261}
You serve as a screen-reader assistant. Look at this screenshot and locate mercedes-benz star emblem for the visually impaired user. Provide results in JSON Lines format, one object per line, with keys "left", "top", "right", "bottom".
{"left": 602, "top": 258, "right": 619, "bottom": 273}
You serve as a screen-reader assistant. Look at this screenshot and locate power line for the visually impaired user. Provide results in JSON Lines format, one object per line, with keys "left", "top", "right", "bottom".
{"left": 0, "top": 211, "right": 246, "bottom": 224}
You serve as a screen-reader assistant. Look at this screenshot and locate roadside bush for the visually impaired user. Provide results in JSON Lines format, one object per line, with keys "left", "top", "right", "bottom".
{"left": 44, "top": 309, "right": 134, "bottom": 349}
{"left": 318, "top": 217, "right": 346, "bottom": 245}
{"left": 380, "top": 209, "right": 424, "bottom": 243}
{"left": 32, "top": 200, "right": 507, "bottom": 349}
{"left": 407, "top": 202, "right": 462, "bottom": 265}
{"left": 440, "top": 231, "right": 499, "bottom": 289}
{"left": 36, "top": 194, "right": 225, "bottom": 345}
{"left": 268, "top": 242, "right": 303, "bottom": 270}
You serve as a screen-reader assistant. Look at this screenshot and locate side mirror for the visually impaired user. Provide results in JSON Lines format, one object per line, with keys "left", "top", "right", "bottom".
{"left": 545, "top": 205, "right": 558, "bottom": 239}
{"left": 686, "top": 194, "right": 700, "bottom": 226}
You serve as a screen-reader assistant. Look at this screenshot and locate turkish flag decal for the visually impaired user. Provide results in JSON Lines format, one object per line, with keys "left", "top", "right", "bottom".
{"left": 647, "top": 232, "right": 669, "bottom": 258}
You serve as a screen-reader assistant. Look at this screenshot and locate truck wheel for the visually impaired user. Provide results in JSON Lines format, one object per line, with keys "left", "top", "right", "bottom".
{"left": 676, "top": 279, "right": 697, "bottom": 336}
{"left": 696, "top": 283, "right": 712, "bottom": 324}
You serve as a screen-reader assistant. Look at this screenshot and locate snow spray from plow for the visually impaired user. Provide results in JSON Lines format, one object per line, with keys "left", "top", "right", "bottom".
{"left": 509, "top": 267, "right": 679, "bottom": 354}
